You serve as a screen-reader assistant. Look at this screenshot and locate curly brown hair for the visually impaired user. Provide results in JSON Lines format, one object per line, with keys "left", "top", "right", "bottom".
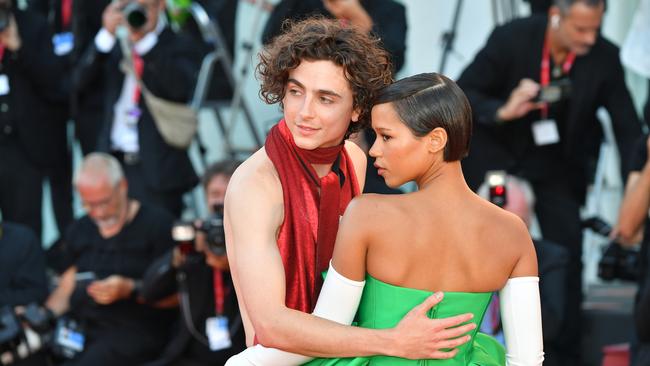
{"left": 257, "top": 16, "right": 394, "bottom": 138}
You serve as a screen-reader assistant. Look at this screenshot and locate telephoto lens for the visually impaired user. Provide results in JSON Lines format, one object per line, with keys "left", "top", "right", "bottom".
{"left": 123, "top": 2, "right": 147, "bottom": 30}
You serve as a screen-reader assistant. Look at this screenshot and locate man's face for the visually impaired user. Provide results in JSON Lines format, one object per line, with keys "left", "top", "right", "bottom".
{"left": 282, "top": 60, "right": 360, "bottom": 150}
{"left": 206, "top": 174, "right": 230, "bottom": 212}
{"left": 78, "top": 177, "right": 128, "bottom": 237}
{"left": 199, "top": 173, "right": 231, "bottom": 270}
{"left": 553, "top": 2, "right": 604, "bottom": 56}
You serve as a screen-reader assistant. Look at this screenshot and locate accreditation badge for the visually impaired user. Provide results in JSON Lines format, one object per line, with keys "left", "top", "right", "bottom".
{"left": 206, "top": 316, "right": 232, "bottom": 351}
{"left": 532, "top": 119, "right": 560, "bottom": 146}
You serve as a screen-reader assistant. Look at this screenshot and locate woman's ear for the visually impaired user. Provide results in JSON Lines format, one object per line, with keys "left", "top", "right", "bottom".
{"left": 428, "top": 127, "right": 448, "bottom": 154}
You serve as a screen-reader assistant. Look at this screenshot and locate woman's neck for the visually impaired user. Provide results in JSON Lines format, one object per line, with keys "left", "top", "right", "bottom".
{"left": 416, "top": 160, "right": 468, "bottom": 194}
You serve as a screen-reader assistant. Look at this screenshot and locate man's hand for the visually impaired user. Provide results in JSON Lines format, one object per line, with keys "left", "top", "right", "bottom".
{"left": 102, "top": 1, "right": 125, "bottom": 35}
{"left": 496, "top": 78, "right": 544, "bottom": 122}
{"left": 390, "top": 293, "right": 476, "bottom": 359}
{"left": 0, "top": 15, "right": 21, "bottom": 51}
{"left": 87, "top": 275, "right": 134, "bottom": 305}
{"left": 322, "top": 0, "right": 372, "bottom": 33}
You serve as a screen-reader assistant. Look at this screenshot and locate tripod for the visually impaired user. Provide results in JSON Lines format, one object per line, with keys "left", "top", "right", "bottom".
{"left": 438, "top": 0, "right": 524, "bottom": 75}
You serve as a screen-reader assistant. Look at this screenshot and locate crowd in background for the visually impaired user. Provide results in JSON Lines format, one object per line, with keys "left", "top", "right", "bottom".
{"left": 0, "top": 0, "right": 649, "bottom": 365}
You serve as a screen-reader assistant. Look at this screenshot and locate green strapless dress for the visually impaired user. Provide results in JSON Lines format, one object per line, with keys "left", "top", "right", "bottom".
{"left": 303, "top": 275, "right": 505, "bottom": 365}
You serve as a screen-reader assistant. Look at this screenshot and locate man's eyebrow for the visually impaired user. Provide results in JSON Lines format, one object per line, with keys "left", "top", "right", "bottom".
{"left": 287, "top": 78, "right": 304, "bottom": 88}
{"left": 287, "top": 78, "right": 343, "bottom": 98}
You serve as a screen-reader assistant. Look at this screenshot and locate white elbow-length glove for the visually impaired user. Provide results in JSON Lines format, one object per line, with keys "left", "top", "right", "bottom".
{"left": 499, "top": 276, "right": 545, "bottom": 366}
{"left": 225, "top": 262, "right": 365, "bottom": 366}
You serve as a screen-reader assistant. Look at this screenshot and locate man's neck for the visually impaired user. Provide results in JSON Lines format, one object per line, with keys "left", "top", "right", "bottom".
{"left": 547, "top": 27, "right": 569, "bottom": 65}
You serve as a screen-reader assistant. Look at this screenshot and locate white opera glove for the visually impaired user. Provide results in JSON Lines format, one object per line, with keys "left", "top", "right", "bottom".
{"left": 499, "top": 276, "right": 545, "bottom": 366}
{"left": 225, "top": 262, "right": 366, "bottom": 366}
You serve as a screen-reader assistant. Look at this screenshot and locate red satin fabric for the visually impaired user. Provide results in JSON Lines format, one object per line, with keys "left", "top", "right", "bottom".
{"left": 265, "top": 119, "right": 360, "bottom": 313}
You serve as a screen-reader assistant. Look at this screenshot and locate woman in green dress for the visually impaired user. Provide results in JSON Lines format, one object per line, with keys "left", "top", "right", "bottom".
{"left": 230, "top": 73, "right": 544, "bottom": 365}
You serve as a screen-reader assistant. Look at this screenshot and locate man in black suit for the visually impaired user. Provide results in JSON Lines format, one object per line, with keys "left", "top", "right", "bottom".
{"left": 0, "top": 0, "right": 68, "bottom": 237}
{"left": 457, "top": 0, "right": 643, "bottom": 364}
{"left": 74, "top": 0, "right": 200, "bottom": 217}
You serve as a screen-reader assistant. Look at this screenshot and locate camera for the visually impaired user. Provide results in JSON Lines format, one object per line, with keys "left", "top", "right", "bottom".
{"left": 533, "top": 78, "right": 572, "bottom": 104}
{"left": 0, "top": 304, "right": 84, "bottom": 365}
{"left": 122, "top": 1, "right": 148, "bottom": 30}
{"left": 0, "top": 3, "right": 11, "bottom": 33}
{"left": 486, "top": 170, "right": 507, "bottom": 208}
{"left": 582, "top": 217, "right": 640, "bottom": 282}
{"left": 172, "top": 205, "right": 226, "bottom": 257}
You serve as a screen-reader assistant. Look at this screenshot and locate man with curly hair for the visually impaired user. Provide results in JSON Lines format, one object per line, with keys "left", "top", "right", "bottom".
{"left": 224, "top": 18, "right": 474, "bottom": 365}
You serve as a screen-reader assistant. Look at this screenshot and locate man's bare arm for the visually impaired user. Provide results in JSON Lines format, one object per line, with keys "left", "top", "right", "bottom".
{"left": 225, "top": 156, "right": 473, "bottom": 359}
{"left": 46, "top": 266, "right": 77, "bottom": 316}
{"left": 617, "top": 167, "right": 650, "bottom": 243}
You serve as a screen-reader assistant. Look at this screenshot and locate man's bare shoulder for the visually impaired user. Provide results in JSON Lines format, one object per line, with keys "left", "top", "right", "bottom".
{"left": 344, "top": 140, "right": 367, "bottom": 189}
{"left": 227, "top": 147, "right": 282, "bottom": 201}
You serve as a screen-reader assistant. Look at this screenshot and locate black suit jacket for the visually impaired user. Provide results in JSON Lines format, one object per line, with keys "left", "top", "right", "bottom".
{"left": 75, "top": 27, "right": 200, "bottom": 192}
{"left": 457, "top": 15, "right": 642, "bottom": 192}
{"left": 0, "top": 10, "right": 69, "bottom": 168}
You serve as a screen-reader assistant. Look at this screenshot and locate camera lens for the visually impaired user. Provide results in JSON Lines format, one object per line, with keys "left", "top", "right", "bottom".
{"left": 123, "top": 2, "right": 147, "bottom": 30}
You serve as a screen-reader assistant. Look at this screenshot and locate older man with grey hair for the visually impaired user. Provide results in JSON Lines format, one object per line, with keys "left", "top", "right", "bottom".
{"left": 45, "top": 152, "right": 177, "bottom": 366}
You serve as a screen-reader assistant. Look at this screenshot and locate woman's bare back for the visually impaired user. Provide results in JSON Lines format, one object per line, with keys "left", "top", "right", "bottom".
{"left": 358, "top": 184, "right": 535, "bottom": 293}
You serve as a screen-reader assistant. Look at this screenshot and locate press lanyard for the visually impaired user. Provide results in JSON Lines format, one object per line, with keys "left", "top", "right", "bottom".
{"left": 540, "top": 34, "right": 575, "bottom": 119}
{"left": 61, "top": 0, "right": 73, "bottom": 30}
{"left": 213, "top": 269, "right": 225, "bottom": 315}
{"left": 131, "top": 51, "right": 144, "bottom": 104}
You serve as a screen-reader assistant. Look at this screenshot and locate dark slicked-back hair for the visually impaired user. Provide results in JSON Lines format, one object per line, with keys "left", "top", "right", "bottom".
{"left": 374, "top": 73, "right": 472, "bottom": 162}
{"left": 554, "top": 0, "right": 605, "bottom": 13}
{"left": 257, "top": 17, "right": 394, "bottom": 138}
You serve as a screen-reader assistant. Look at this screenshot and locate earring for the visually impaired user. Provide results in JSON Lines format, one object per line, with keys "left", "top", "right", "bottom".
{"left": 551, "top": 15, "right": 560, "bottom": 28}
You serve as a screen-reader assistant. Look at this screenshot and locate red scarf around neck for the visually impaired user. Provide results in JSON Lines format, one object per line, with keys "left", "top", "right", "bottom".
{"left": 265, "top": 119, "right": 360, "bottom": 313}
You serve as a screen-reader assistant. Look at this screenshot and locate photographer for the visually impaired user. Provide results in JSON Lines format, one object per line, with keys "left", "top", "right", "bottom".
{"left": 0, "top": 221, "right": 49, "bottom": 366}
{"left": 140, "top": 160, "right": 245, "bottom": 366}
{"left": 74, "top": 0, "right": 202, "bottom": 217}
{"left": 44, "top": 153, "right": 176, "bottom": 366}
{"left": 0, "top": 0, "right": 69, "bottom": 238}
{"left": 457, "top": 0, "right": 643, "bottom": 363}
{"left": 614, "top": 133, "right": 650, "bottom": 365}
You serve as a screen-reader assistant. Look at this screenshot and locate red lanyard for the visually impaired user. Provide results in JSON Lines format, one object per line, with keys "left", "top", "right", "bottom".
{"left": 540, "top": 34, "right": 575, "bottom": 119}
{"left": 132, "top": 51, "right": 144, "bottom": 104}
{"left": 0, "top": 45, "right": 5, "bottom": 64}
{"left": 61, "top": 0, "right": 73, "bottom": 30}
{"left": 213, "top": 269, "right": 225, "bottom": 315}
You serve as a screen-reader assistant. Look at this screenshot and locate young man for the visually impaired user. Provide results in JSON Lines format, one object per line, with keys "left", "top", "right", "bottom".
{"left": 224, "top": 18, "right": 475, "bottom": 364}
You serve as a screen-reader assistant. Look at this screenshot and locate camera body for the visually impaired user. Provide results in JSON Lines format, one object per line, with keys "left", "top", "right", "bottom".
{"left": 598, "top": 242, "right": 640, "bottom": 282}
{"left": 172, "top": 209, "right": 226, "bottom": 257}
{"left": 486, "top": 170, "right": 507, "bottom": 208}
{"left": 0, "top": 304, "right": 85, "bottom": 365}
{"left": 533, "top": 78, "right": 572, "bottom": 104}
{"left": 582, "top": 217, "right": 640, "bottom": 282}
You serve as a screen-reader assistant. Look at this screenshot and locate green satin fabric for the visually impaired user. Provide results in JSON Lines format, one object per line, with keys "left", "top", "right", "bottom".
{"left": 303, "top": 275, "right": 505, "bottom": 365}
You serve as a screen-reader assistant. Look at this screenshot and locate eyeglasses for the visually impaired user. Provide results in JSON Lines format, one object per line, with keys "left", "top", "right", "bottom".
{"left": 80, "top": 185, "right": 119, "bottom": 212}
